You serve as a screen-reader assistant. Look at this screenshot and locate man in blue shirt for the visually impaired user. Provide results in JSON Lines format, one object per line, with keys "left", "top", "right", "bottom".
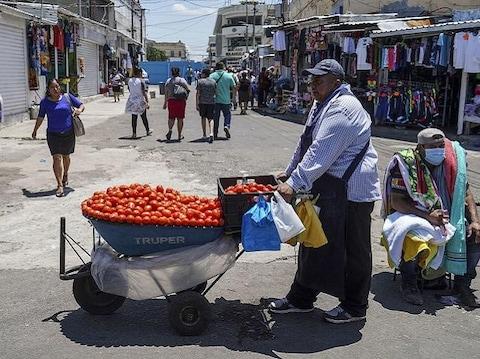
{"left": 209, "top": 62, "right": 236, "bottom": 140}
{"left": 269, "top": 59, "right": 381, "bottom": 323}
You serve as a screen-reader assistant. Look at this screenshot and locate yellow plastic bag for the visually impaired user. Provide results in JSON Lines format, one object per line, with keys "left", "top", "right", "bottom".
{"left": 287, "top": 199, "right": 328, "bottom": 248}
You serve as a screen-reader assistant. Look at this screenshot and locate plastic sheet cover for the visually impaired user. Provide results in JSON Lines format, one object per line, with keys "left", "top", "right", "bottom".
{"left": 91, "top": 237, "right": 238, "bottom": 300}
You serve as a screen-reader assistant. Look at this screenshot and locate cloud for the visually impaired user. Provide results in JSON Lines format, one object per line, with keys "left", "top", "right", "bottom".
{"left": 171, "top": 3, "right": 211, "bottom": 16}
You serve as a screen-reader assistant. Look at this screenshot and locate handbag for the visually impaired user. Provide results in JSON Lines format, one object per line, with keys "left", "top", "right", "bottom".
{"left": 241, "top": 196, "right": 281, "bottom": 252}
{"left": 271, "top": 191, "right": 305, "bottom": 242}
{"left": 65, "top": 93, "right": 85, "bottom": 137}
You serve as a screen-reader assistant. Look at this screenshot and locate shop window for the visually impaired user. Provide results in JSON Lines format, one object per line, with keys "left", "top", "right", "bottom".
{"left": 170, "top": 50, "right": 174, "bottom": 57}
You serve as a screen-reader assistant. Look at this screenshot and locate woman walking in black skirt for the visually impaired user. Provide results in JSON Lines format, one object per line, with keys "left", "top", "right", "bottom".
{"left": 32, "top": 79, "right": 85, "bottom": 197}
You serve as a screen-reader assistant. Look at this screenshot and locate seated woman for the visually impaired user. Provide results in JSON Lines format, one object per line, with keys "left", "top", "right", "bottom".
{"left": 382, "top": 128, "right": 480, "bottom": 308}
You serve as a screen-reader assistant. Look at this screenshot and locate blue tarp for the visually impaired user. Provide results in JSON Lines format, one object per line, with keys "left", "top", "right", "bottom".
{"left": 139, "top": 61, "right": 205, "bottom": 84}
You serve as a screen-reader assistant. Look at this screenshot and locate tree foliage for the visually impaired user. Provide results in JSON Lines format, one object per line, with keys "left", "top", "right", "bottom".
{"left": 146, "top": 46, "right": 167, "bottom": 61}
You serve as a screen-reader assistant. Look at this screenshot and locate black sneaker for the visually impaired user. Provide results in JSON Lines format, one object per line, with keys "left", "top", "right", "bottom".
{"left": 401, "top": 282, "right": 424, "bottom": 306}
{"left": 323, "top": 306, "right": 366, "bottom": 324}
{"left": 455, "top": 283, "right": 480, "bottom": 308}
{"left": 268, "top": 298, "right": 313, "bottom": 314}
{"left": 224, "top": 127, "right": 231, "bottom": 139}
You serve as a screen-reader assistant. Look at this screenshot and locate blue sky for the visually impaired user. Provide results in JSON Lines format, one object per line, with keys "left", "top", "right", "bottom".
{"left": 143, "top": 0, "right": 227, "bottom": 60}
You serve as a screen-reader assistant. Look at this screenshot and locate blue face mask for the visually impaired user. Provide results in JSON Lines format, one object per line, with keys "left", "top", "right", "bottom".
{"left": 424, "top": 148, "right": 445, "bottom": 166}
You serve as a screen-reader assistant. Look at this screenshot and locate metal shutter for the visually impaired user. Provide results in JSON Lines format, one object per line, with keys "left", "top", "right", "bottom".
{"left": 0, "top": 23, "right": 28, "bottom": 118}
{"left": 77, "top": 40, "right": 99, "bottom": 97}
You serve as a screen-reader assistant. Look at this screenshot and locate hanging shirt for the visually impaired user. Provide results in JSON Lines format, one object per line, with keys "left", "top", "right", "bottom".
{"left": 342, "top": 37, "right": 356, "bottom": 54}
{"left": 273, "top": 31, "right": 286, "bottom": 51}
{"left": 356, "top": 37, "right": 373, "bottom": 70}
{"left": 453, "top": 32, "right": 468, "bottom": 69}
{"left": 437, "top": 33, "right": 448, "bottom": 67}
{"left": 418, "top": 40, "right": 426, "bottom": 64}
{"left": 464, "top": 32, "right": 480, "bottom": 73}
{"left": 53, "top": 25, "right": 65, "bottom": 51}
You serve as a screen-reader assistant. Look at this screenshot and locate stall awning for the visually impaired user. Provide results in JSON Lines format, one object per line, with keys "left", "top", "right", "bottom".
{"left": 371, "top": 18, "right": 480, "bottom": 38}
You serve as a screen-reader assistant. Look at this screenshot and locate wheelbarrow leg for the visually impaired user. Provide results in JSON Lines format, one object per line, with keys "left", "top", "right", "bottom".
{"left": 202, "top": 249, "right": 245, "bottom": 296}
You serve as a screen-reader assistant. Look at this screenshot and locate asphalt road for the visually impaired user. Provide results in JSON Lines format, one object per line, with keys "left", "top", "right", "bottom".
{"left": 0, "top": 89, "right": 479, "bottom": 359}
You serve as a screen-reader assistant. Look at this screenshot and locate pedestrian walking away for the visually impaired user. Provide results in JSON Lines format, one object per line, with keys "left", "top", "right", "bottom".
{"left": 209, "top": 62, "right": 236, "bottom": 140}
{"left": 31, "top": 79, "right": 85, "bottom": 197}
{"left": 268, "top": 59, "right": 382, "bottom": 324}
{"left": 125, "top": 67, "right": 151, "bottom": 139}
{"left": 164, "top": 67, "right": 190, "bottom": 142}
{"left": 196, "top": 68, "right": 216, "bottom": 143}
{"left": 382, "top": 128, "right": 480, "bottom": 308}
{"left": 109, "top": 68, "right": 124, "bottom": 102}
{"left": 238, "top": 72, "right": 251, "bottom": 115}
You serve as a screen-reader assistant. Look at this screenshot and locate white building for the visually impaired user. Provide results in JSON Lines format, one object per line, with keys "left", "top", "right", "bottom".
{"left": 211, "top": 3, "right": 275, "bottom": 68}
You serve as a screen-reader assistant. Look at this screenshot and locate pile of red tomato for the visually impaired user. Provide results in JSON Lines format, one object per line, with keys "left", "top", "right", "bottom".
{"left": 224, "top": 181, "right": 277, "bottom": 195}
{"left": 81, "top": 183, "right": 224, "bottom": 227}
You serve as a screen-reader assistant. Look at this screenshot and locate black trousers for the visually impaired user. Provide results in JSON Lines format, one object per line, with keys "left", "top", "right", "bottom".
{"left": 132, "top": 111, "right": 149, "bottom": 134}
{"left": 286, "top": 201, "right": 374, "bottom": 317}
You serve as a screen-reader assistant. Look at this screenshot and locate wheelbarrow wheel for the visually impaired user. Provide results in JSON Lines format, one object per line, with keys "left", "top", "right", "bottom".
{"left": 73, "top": 265, "right": 126, "bottom": 315}
{"left": 168, "top": 291, "right": 210, "bottom": 336}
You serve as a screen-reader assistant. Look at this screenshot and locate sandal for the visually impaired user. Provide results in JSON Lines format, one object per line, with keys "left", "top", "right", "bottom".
{"left": 166, "top": 130, "right": 172, "bottom": 141}
{"left": 62, "top": 175, "right": 68, "bottom": 187}
{"left": 55, "top": 186, "right": 64, "bottom": 197}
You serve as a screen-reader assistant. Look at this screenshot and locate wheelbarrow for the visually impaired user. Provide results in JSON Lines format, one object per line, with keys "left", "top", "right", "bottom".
{"left": 59, "top": 217, "right": 244, "bottom": 336}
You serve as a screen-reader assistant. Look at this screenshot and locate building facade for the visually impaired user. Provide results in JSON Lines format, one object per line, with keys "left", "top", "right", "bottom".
{"left": 210, "top": 3, "right": 275, "bottom": 68}
{"left": 146, "top": 40, "right": 187, "bottom": 60}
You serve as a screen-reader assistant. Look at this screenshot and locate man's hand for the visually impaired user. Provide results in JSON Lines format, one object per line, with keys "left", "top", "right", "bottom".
{"left": 277, "top": 182, "right": 294, "bottom": 203}
{"left": 468, "top": 221, "right": 480, "bottom": 243}
{"left": 276, "top": 171, "right": 288, "bottom": 183}
{"left": 426, "top": 209, "right": 449, "bottom": 227}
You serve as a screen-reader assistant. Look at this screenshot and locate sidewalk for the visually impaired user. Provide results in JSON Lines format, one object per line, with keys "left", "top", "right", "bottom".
{"left": 0, "top": 94, "right": 129, "bottom": 140}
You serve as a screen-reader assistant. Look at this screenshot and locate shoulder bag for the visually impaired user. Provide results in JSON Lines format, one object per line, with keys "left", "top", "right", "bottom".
{"left": 65, "top": 93, "right": 85, "bottom": 137}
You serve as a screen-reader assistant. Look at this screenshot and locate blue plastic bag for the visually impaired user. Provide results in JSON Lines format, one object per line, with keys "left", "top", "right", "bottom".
{"left": 241, "top": 196, "right": 281, "bottom": 252}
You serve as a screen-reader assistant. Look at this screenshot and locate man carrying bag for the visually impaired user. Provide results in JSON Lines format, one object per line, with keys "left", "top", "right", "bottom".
{"left": 268, "top": 59, "right": 381, "bottom": 323}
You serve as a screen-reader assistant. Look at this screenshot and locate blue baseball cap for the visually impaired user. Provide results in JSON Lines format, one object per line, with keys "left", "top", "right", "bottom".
{"left": 302, "top": 59, "right": 345, "bottom": 79}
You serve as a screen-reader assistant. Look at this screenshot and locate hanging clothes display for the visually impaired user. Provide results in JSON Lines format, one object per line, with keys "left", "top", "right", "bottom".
{"left": 356, "top": 37, "right": 373, "bottom": 70}
{"left": 464, "top": 32, "right": 480, "bottom": 73}
{"left": 273, "top": 31, "right": 286, "bottom": 51}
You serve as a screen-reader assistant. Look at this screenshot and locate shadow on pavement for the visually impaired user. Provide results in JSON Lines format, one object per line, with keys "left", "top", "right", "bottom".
{"left": 22, "top": 187, "right": 75, "bottom": 198}
{"left": 189, "top": 137, "right": 209, "bottom": 143}
{"left": 371, "top": 272, "right": 447, "bottom": 315}
{"left": 56, "top": 296, "right": 363, "bottom": 356}
{"left": 118, "top": 136, "right": 144, "bottom": 140}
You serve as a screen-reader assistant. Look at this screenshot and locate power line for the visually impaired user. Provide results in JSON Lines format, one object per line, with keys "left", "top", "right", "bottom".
{"left": 148, "top": 13, "right": 213, "bottom": 39}
{"left": 146, "top": 10, "right": 217, "bottom": 26}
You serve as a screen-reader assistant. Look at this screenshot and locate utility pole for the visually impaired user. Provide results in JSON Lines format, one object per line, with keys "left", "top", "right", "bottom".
{"left": 252, "top": 0, "right": 257, "bottom": 49}
{"left": 245, "top": 2, "right": 248, "bottom": 54}
{"left": 131, "top": 0, "right": 135, "bottom": 41}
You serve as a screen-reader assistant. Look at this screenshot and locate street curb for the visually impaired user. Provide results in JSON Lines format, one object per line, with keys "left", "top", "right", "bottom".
{"left": 252, "top": 108, "right": 306, "bottom": 125}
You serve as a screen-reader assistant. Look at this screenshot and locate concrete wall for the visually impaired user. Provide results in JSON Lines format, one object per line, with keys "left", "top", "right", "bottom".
{"left": 139, "top": 61, "right": 205, "bottom": 84}
{"left": 288, "top": 0, "right": 331, "bottom": 20}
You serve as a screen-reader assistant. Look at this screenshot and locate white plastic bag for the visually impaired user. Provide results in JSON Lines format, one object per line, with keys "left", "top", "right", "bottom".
{"left": 90, "top": 237, "right": 238, "bottom": 300}
{"left": 271, "top": 191, "right": 305, "bottom": 242}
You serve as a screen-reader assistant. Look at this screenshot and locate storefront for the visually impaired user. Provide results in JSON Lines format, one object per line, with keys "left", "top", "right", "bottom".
{"left": 0, "top": 5, "right": 32, "bottom": 124}
{"left": 371, "top": 18, "right": 480, "bottom": 135}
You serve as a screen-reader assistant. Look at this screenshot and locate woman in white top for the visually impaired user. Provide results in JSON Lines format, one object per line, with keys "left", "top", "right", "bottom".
{"left": 125, "top": 67, "right": 151, "bottom": 139}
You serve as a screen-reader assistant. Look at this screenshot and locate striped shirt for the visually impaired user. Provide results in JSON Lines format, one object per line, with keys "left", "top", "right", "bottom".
{"left": 286, "top": 84, "right": 382, "bottom": 202}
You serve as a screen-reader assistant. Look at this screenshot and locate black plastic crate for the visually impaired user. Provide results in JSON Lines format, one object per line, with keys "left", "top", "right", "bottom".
{"left": 218, "top": 175, "right": 278, "bottom": 232}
